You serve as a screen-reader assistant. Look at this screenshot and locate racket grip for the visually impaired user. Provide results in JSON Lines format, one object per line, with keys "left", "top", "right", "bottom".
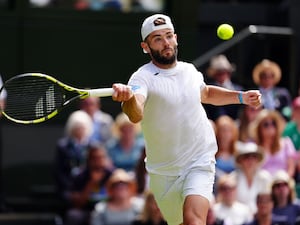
{"left": 88, "top": 88, "right": 114, "bottom": 97}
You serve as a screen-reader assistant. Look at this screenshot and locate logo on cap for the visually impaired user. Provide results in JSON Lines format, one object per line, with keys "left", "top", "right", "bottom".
{"left": 153, "top": 17, "right": 167, "bottom": 26}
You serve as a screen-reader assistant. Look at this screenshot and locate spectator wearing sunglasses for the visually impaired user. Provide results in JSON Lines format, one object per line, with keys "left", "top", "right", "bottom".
{"left": 249, "top": 109, "right": 297, "bottom": 178}
{"left": 252, "top": 59, "right": 291, "bottom": 119}
{"left": 271, "top": 170, "right": 300, "bottom": 225}
{"left": 213, "top": 174, "right": 253, "bottom": 225}
{"left": 205, "top": 54, "right": 243, "bottom": 121}
{"left": 230, "top": 141, "right": 272, "bottom": 214}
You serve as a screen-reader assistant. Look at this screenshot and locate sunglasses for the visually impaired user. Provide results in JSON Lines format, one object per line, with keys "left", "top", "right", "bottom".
{"left": 260, "top": 73, "right": 274, "bottom": 80}
{"left": 240, "top": 153, "right": 259, "bottom": 160}
{"left": 219, "top": 186, "right": 235, "bottom": 192}
{"left": 261, "top": 120, "right": 276, "bottom": 128}
{"left": 273, "top": 182, "right": 288, "bottom": 188}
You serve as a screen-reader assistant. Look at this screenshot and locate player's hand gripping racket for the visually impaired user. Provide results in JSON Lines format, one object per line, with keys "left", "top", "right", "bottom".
{"left": 0, "top": 73, "right": 114, "bottom": 124}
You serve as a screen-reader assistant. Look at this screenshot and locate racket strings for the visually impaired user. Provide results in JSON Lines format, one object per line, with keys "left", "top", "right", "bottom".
{"left": 4, "top": 76, "right": 64, "bottom": 121}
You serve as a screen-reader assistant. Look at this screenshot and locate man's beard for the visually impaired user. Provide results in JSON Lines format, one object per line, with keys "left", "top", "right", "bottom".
{"left": 149, "top": 46, "right": 178, "bottom": 65}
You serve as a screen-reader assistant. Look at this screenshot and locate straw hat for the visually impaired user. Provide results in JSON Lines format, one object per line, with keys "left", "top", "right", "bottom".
{"left": 206, "top": 54, "right": 235, "bottom": 77}
{"left": 234, "top": 141, "right": 264, "bottom": 166}
{"left": 106, "top": 169, "right": 136, "bottom": 192}
{"left": 217, "top": 173, "right": 237, "bottom": 189}
{"left": 271, "top": 170, "right": 295, "bottom": 190}
{"left": 252, "top": 59, "right": 281, "bottom": 85}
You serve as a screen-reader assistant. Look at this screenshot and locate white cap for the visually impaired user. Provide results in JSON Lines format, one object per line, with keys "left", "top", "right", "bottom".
{"left": 141, "top": 14, "right": 175, "bottom": 41}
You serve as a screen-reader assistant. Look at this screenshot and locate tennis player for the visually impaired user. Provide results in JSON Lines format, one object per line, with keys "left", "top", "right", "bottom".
{"left": 112, "top": 14, "right": 261, "bottom": 225}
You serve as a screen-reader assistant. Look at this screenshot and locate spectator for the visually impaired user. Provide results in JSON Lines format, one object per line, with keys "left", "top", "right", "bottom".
{"left": 90, "top": 169, "right": 143, "bottom": 225}
{"left": 231, "top": 141, "right": 272, "bottom": 214}
{"left": 213, "top": 174, "right": 253, "bottom": 225}
{"left": 283, "top": 96, "right": 300, "bottom": 182}
{"left": 207, "top": 203, "right": 225, "bottom": 225}
{"left": 238, "top": 105, "right": 262, "bottom": 142}
{"left": 271, "top": 170, "right": 300, "bottom": 225}
{"left": 55, "top": 110, "right": 93, "bottom": 200}
{"left": 107, "top": 112, "right": 144, "bottom": 172}
{"left": 79, "top": 96, "right": 114, "bottom": 145}
{"left": 132, "top": 191, "right": 167, "bottom": 225}
{"left": 283, "top": 96, "right": 300, "bottom": 151}
{"left": 244, "top": 192, "right": 289, "bottom": 225}
{"left": 205, "top": 54, "right": 243, "bottom": 120}
{"left": 252, "top": 59, "right": 291, "bottom": 118}
{"left": 249, "top": 109, "right": 297, "bottom": 178}
{"left": 64, "top": 142, "right": 113, "bottom": 225}
{"left": 215, "top": 115, "right": 238, "bottom": 177}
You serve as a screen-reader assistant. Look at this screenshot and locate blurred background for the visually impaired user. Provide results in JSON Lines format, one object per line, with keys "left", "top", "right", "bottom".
{"left": 0, "top": 0, "right": 299, "bottom": 223}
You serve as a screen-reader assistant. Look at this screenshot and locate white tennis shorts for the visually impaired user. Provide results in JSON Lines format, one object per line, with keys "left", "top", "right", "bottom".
{"left": 149, "top": 163, "right": 215, "bottom": 225}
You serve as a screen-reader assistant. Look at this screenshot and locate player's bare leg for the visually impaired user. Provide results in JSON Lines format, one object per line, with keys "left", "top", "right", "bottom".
{"left": 183, "top": 195, "right": 209, "bottom": 225}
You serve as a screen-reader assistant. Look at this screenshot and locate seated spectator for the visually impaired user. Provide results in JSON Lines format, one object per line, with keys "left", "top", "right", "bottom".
{"left": 271, "top": 170, "right": 300, "bottom": 225}
{"left": 132, "top": 191, "right": 167, "bottom": 225}
{"left": 55, "top": 110, "right": 93, "bottom": 200}
{"left": 213, "top": 174, "right": 253, "bottom": 225}
{"left": 238, "top": 105, "right": 262, "bottom": 142}
{"left": 215, "top": 116, "right": 238, "bottom": 177}
{"left": 79, "top": 97, "right": 114, "bottom": 145}
{"left": 64, "top": 142, "right": 114, "bottom": 225}
{"left": 283, "top": 96, "right": 300, "bottom": 182}
{"left": 107, "top": 112, "right": 144, "bottom": 173}
{"left": 244, "top": 192, "right": 289, "bottom": 225}
{"left": 283, "top": 96, "right": 300, "bottom": 151}
{"left": 249, "top": 109, "right": 297, "bottom": 178}
{"left": 231, "top": 141, "right": 272, "bottom": 214}
{"left": 207, "top": 203, "right": 225, "bottom": 225}
{"left": 204, "top": 54, "right": 243, "bottom": 120}
{"left": 90, "top": 169, "right": 143, "bottom": 225}
{"left": 252, "top": 59, "right": 291, "bottom": 119}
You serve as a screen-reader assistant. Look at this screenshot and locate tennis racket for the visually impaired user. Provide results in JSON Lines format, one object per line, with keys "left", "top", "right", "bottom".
{"left": 0, "top": 73, "right": 114, "bottom": 124}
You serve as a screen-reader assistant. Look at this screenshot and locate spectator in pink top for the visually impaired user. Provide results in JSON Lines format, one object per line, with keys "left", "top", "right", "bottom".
{"left": 249, "top": 109, "right": 297, "bottom": 178}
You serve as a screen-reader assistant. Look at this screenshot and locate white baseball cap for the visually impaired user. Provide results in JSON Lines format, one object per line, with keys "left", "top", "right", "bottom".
{"left": 141, "top": 14, "right": 175, "bottom": 41}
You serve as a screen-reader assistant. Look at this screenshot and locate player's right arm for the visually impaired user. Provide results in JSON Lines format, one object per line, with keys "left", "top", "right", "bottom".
{"left": 112, "top": 83, "right": 145, "bottom": 123}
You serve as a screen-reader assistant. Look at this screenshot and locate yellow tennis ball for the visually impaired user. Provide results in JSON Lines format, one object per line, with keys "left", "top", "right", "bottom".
{"left": 217, "top": 24, "right": 234, "bottom": 40}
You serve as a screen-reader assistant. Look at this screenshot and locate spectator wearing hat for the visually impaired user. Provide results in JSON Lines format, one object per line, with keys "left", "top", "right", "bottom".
{"left": 205, "top": 54, "right": 244, "bottom": 121}
{"left": 90, "top": 169, "right": 143, "bottom": 225}
{"left": 271, "top": 170, "right": 300, "bottom": 225}
{"left": 213, "top": 174, "right": 253, "bottom": 225}
{"left": 249, "top": 109, "right": 297, "bottom": 178}
{"left": 230, "top": 141, "right": 272, "bottom": 214}
{"left": 252, "top": 59, "right": 291, "bottom": 118}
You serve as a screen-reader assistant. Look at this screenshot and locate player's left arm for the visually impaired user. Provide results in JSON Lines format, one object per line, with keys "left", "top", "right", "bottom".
{"left": 201, "top": 85, "right": 261, "bottom": 108}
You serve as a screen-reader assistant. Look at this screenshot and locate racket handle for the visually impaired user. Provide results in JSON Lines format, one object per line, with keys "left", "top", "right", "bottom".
{"left": 88, "top": 88, "right": 114, "bottom": 97}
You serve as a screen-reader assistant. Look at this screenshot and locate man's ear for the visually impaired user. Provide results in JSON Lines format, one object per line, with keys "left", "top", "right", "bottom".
{"left": 141, "top": 42, "right": 149, "bottom": 54}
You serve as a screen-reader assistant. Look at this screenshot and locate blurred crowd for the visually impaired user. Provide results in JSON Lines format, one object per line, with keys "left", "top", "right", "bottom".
{"left": 27, "top": 0, "right": 165, "bottom": 12}
{"left": 1, "top": 54, "right": 300, "bottom": 225}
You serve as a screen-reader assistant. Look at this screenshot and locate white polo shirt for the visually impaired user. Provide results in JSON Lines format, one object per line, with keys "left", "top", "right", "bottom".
{"left": 128, "top": 61, "right": 217, "bottom": 176}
